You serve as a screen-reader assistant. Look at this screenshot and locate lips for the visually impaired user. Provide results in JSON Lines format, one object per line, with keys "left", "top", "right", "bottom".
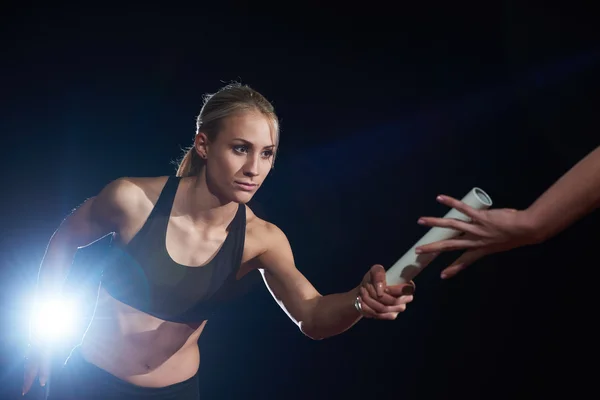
{"left": 235, "top": 181, "right": 257, "bottom": 190}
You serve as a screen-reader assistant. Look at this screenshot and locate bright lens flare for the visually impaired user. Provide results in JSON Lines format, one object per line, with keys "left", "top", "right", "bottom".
{"left": 31, "top": 298, "right": 80, "bottom": 342}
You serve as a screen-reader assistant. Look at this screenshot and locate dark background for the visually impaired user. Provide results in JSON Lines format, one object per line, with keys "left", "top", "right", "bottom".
{"left": 1, "top": 1, "right": 598, "bottom": 399}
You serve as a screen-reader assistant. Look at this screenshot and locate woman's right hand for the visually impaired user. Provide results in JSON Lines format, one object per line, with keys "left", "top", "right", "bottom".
{"left": 23, "top": 344, "right": 51, "bottom": 396}
{"left": 414, "top": 194, "right": 541, "bottom": 279}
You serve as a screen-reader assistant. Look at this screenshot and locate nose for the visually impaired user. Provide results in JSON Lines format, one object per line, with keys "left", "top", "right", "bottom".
{"left": 243, "top": 153, "right": 260, "bottom": 177}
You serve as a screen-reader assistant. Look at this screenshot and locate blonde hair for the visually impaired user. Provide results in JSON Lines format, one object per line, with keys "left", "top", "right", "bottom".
{"left": 175, "top": 83, "right": 280, "bottom": 177}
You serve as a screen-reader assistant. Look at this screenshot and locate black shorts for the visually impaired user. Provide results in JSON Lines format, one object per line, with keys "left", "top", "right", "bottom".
{"left": 47, "top": 346, "right": 199, "bottom": 400}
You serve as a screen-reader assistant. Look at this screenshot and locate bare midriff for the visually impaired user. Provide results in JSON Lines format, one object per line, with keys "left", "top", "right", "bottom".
{"left": 80, "top": 287, "right": 207, "bottom": 388}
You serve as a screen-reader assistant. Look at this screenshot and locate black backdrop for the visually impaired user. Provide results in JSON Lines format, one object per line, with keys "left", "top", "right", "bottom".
{"left": 1, "top": 2, "right": 598, "bottom": 399}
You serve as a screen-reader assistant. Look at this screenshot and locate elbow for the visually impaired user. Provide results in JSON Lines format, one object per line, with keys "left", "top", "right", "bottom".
{"left": 301, "top": 327, "right": 326, "bottom": 341}
{"left": 298, "top": 296, "right": 329, "bottom": 340}
{"left": 299, "top": 321, "right": 327, "bottom": 341}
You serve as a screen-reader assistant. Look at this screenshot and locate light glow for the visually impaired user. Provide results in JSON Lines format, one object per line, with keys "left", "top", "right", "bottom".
{"left": 30, "top": 297, "right": 81, "bottom": 343}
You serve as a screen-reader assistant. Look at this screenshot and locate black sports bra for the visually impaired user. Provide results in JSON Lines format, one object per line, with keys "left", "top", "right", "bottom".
{"left": 100, "top": 176, "right": 249, "bottom": 323}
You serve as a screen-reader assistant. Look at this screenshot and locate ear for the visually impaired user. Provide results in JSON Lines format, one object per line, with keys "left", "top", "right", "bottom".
{"left": 194, "top": 132, "right": 209, "bottom": 159}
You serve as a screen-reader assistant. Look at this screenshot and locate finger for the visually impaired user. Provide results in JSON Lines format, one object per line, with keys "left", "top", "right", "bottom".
{"left": 369, "top": 264, "right": 387, "bottom": 297}
{"left": 392, "top": 294, "right": 413, "bottom": 306}
{"left": 360, "top": 289, "right": 406, "bottom": 314}
{"left": 23, "top": 364, "right": 38, "bottom": 395}
{"left": 365, "top": 282, "right": 378, "bottom": 300}
{"left": 417, "top": 216, "right": 485, "bottom": 236}
{"left": 357, "top": 297, "right": 378, "bottom": 318}
{"left": 441, "top": 248, "right": 487, "bottom": 279}
{"left": 375, "top": 312, "right": 400, "bottom": 320}
{"left": 364, "top": 286, "right": 408, "bottom": 306}
{"left": 436, "top": 195, "right": 482, "bottom": 219}
{"left": 360, "top": 288, "right": 389, "bottom": 313}
{"left": 39, "top": 356, "right": 51, "bottom": 387}
{"left": 377, "top": 303, "right": 407, "bottom": 314}
{"left": 360, "top": 297, "right": 407, "bottom": 319}
{"left": 385, "top": 282, "right": 415, "bottom": 297}
{"left": 359, "top": 297, "right": 404, "bottom": 320}
{"left": 441, "top": 264, "right": 468, "bottom": 279}
{"left": 415, "top": 237, "right": 482, "bottom": 254}
{"left": 360, "top": 287, "right": 391, "bottom": 313}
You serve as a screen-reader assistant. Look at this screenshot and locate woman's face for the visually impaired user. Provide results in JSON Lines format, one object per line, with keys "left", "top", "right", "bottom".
{"left": 197, "top": 111, "right": 276, "bottom": 203}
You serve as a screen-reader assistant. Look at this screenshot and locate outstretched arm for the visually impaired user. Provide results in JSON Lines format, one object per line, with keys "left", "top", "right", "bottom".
{"left": 520, "top": 145, "right": 600, "bottom": 242}
{"left": 415, "top": 145, "right": 600, "bottom": 278}
{"left": 254, "top": 223, "right": 414, "bottom": 340}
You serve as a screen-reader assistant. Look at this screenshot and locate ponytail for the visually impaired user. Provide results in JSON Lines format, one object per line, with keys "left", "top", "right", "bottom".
{"left": 175, "top": 146, "right": 204, "bottom": 177}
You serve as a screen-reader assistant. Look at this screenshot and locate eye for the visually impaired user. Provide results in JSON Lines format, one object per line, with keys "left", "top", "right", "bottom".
{"left": 261, "top": 150, "right": 274, "bottom": 159}
{"left": 233, "top": 145, "right": 249, "bottom": 154}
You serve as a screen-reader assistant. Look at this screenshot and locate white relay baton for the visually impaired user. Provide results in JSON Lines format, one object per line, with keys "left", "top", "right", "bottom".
{"left": 386, "top": 187, "right": 493, "bottom": 285}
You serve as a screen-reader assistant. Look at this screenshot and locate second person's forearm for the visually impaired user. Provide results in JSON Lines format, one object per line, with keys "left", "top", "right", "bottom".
{"left": 524, "top": 146, "right": 600, "bottom": 242}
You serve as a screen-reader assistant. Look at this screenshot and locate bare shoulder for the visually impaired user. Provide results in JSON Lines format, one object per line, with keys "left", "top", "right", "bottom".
{"left": 99, "top": 176, "right": 167, "bottom": 205}
{"left": 241, "top": 206, "right": 299, "bottom": 278}
{"left": 244, "top": 206, "right": 291, "bottom": 255}
{"left": 92, "top": 176, "right": 170, "bottom": 229}
{"left": 53, "top": 176, "right": 171, "bottom": 246}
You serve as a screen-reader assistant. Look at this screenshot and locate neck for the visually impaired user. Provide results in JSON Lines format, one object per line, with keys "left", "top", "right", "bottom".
{"left": 177, "top": 172, "right": 238, "bottom": 226}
